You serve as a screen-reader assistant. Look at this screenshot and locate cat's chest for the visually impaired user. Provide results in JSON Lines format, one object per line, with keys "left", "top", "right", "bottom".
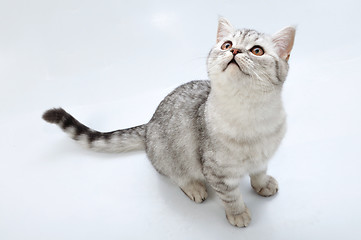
{"left": 216, "top": 124, "right": 285, "bottom": 172}
{"left": 204, "top": 95, "right": 286, "bottom": 174}
{"left": 206, "top": 96, "right": 285, "bottom": 139}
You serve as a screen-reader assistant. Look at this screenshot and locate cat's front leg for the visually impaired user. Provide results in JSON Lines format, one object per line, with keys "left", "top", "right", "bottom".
{"left": 250, "top": 169, "right": 279, "bottom": 197}
{"left": 204, "top": 168, "right": 251, "bottom": 227}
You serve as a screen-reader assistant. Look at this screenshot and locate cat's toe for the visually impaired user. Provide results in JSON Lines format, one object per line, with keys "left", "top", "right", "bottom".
{"left": 180, "top": 181, "right": 208, "bottom": 203}
{"left": 251, "top": 175, "right": 278, "bottom": 197}
{"left": 226, "top": 207, "right": 251, "bottom": 228}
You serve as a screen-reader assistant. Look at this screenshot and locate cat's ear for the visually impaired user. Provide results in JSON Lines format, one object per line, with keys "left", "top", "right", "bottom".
{"left": 272, "top": 26, "right": 296, "bottom": 61}
{"left": 217, "top": 17, "right": 234, "bottom": 43}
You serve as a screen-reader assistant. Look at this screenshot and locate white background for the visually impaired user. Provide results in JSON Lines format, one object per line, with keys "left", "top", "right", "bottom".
{"left": 1, "top": 0, "right": 361, "bottom": 239}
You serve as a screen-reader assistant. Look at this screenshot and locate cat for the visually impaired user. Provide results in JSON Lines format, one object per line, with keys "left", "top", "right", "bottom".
{"left": 42, "top": 17, "right": 295, "bottom": 228}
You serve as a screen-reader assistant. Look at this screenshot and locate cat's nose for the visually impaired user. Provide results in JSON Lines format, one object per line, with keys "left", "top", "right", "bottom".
{"left": 231, "top": 48, "right": 242, "bottom": 55}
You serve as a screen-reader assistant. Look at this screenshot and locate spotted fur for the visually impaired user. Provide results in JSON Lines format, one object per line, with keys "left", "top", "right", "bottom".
{"left": 43, "top": 17, "right": 295, "bottom": 228}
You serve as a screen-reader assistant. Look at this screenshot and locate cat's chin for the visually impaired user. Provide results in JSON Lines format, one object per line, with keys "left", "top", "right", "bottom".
{"left": 224, "top": 63, "right": 248, "bottom": 77}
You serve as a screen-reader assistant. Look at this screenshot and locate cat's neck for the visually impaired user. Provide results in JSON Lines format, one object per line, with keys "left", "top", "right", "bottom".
{"left": 205, "top": 76, "right": 285, "bottom": 139}
{"left": 209, "top": 75, "right": 283, "bottom": 107}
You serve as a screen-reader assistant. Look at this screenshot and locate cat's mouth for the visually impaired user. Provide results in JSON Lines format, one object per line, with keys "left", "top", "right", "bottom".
{"left": 224, "top": 58, "right": 241, "bottom": 71}
{"left": 224, "top": 58, "right": 250, "bottom": 76}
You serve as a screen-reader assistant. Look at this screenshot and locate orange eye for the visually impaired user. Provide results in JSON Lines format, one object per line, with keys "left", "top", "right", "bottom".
{"left": 221, "top": 41, "right": 233, "bottom": 50}
{"left": 250, "top": 46, "right": 264, "bottom": 56}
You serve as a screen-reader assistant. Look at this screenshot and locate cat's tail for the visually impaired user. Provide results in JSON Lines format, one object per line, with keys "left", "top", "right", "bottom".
{"left": 42, "top": 108, "right": 146, "bottom": 153}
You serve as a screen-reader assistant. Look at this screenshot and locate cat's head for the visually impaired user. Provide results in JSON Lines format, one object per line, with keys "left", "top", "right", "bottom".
{"left": 207, "top": 17, "right": 295, "bottom": 91}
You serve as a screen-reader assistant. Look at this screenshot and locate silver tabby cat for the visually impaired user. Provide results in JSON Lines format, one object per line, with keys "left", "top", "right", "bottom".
{"left": 43, "top": 17, "right": 295, "bottom": 228}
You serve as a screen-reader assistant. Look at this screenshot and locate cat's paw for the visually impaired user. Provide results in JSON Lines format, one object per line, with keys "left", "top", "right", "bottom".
{"left": 251, "top": 175, "right": 278, "bottom": 197}
{"left": 180, "top": 181, "right": 208, "bottom": 203}
{"left": 226, "top": 207, "right": 251, "bottom": 228}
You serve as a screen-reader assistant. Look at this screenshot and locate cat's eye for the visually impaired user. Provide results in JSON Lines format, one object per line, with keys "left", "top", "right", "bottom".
{"left": 221, "top": 41, "right": 233, "bottom": 50}
{"left": 250, "top": 46, "right": 264, "bottom": 56}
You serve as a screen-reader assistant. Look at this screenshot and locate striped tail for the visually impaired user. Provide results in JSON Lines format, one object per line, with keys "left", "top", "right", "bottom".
{"left": 42, "top": 108, "right": 146, "bottom": 153}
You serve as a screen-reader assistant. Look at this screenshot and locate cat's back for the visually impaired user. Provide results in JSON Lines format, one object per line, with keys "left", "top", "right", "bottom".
{"left": 148, "top": 80, "right": 211, "bottom": 125}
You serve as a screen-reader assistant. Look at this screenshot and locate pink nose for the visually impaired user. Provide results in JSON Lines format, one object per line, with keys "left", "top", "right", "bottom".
{"left": 231, "top": 49, "right": 242, "bottom": 55}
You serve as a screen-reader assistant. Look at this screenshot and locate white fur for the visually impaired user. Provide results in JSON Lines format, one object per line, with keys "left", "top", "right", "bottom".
{"left": 201, "top": 18, "right": 295, "bottom": 227}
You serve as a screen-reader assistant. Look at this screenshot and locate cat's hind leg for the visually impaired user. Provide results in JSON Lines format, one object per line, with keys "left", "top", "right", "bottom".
{"left": 250, "top": 170, "right": 279, "bottom": 197}
{"left": 179, "top": 180, "right": 208, "bottom": 203}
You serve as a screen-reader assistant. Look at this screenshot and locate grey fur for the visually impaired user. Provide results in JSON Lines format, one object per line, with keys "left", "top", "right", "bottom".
{"left": 43, "top": 18, "right": 296, "bottom": 228}
{"left": 42, "top": 108, "right": 146, "bottom": 152}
